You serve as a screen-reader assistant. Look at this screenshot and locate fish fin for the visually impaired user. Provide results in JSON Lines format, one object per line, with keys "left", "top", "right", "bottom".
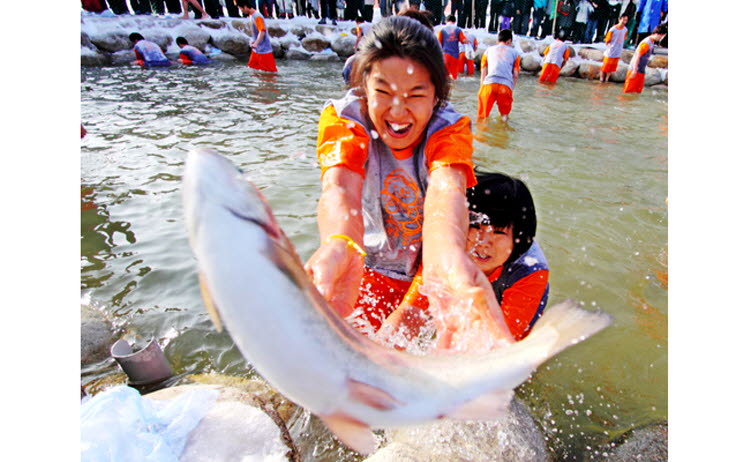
{"left": 444, "top": 389, "right": 514, "bottom": 420}
{"left": 528, "top": 299, "right": 612, "bottom": 357}
{"left": 319, "top": 412, "right": 378, "bottom": 455}
{"left": 347, "top": 378, "right": 402, "bottom": 410}
{"left": 199, "top": 272, "right": 223, "bottom": 332}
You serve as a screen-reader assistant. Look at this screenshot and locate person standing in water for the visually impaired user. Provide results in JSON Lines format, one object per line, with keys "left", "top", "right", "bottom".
{"left": 437, "top": 15, "right": 468, "bottom": 80}
{"left": 600, "top": 14, "right": 629, "bottom": 82}
{"left": 305, "top": 16, "right": 513, "bottom": 343}
{"left": 538, "top": 29, "right": 570, "bottom": 84}
{"left": 623, "top": 24, "right": 666, "bottom": 93}
{"left": 236, "top": 0, "right": 278, "bottom": 72}
{"left": 476, "top": 29, "right": 520, "bottom": 123}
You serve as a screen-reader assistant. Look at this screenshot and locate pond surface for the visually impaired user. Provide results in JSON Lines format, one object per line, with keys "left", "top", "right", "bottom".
{"left": 81, "top": 59, "right": 667, "bottom": 460}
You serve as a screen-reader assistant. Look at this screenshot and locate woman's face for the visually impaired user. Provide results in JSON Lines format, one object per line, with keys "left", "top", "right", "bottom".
{"left": 364, "top": 56, "right": 438, "bottom": 151}
{"left": 466, "top": 224, "right": 515, "bottom": 275}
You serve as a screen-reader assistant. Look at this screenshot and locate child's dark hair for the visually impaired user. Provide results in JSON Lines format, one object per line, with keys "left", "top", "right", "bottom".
{"left": 619, "top": 13, "right": 629, "bottom": 20}
{"left": 176, "top": 36, "right": 188, "bottom": 46}
{"left": 652, "top": 24, "right": 667, "bottom": 35}
{"left": 446, "top": 14, "right": 456, "bottom": 22}
{"left": 498, "top": 29, "right": 512, "bottom": 43}
{"left": 467, "top": 171, "right": 537, "bottom": 263}
{"left": 129, "top": 32, "right": 145, "bottom": 43}
{"left": 350, "top": 15, "right": 450, "bottom": 108}
{"left": 398, "top": 7, "right": 434, "bottom": 30}
{"left": 235, "top": 0, "right": 256, "bottom": 9}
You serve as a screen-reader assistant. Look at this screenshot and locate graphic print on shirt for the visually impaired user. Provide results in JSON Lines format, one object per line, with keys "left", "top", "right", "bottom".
{"left": 381, "top": 168, "right": 424, "bottom": 248}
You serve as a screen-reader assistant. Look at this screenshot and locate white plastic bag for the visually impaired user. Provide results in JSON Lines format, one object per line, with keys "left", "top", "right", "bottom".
{"left": 80, "top": 386, "right": 218, "bottom": 462}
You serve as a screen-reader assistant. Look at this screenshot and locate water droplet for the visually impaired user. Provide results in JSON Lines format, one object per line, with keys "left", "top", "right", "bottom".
{"left": 406, "top": 65, "right": 414, "bottom": 74}
{"left": 370, "top": 129, "right": 379, "bottom": 139}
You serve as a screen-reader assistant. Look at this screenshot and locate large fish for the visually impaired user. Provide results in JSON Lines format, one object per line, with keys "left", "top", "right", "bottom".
{"left": 182, "top": 148, "right": 612, "bottom": 455}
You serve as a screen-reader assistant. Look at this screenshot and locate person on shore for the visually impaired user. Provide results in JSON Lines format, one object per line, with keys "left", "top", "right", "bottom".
{"left": 437, "top": 15, "right": 468, "bottom": 79}
{"left": 129, "top": 32, "right": 171, "bottom": 67}
{"left": 180, "top": 0, "right": 210, "bottom": 18}
{"left": 305, "top": 15, "right": 509, "bottom": 343}
{"left": 176, "top": 36, "right": 211, "bottom": 64}
{"left": 476, "top": 29, "right": 520, "bottom": 122}
{"left": 379, "top": 171, "right": 550, "bottom": 346}
{"left": 634, "top": 0, "right": 667, "bottom": 45}
{"left": 529, "top": 0, "right": 548, "bottom": 38}
{"left": 318, "top": 0, "right": 338, "bottom": 24}
{"left": 513, "top": 0, "right": 534, "bottom": 36}
{"left": 572, "top": 0, "right": 595, "bottom": 43}
{"left": 236, "top": 0, "right": 278, "bottom": 72}
{"left": 538, "top": 29, "right": 569, "bottom": 84}
{"left": 623, "top": 23, "right": 666, "bottom": 93}
{"left": 600, "top": 14, "right": 629, "bottom": 82}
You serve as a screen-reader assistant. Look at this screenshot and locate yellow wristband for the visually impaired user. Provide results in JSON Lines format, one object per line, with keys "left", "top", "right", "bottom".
{"left": 326, "top": 234, "right": 367, "bottom": 257}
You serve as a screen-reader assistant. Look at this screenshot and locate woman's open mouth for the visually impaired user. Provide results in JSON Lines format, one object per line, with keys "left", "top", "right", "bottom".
{"left": 386, "top": 121, "right": 412, "bottom": 138}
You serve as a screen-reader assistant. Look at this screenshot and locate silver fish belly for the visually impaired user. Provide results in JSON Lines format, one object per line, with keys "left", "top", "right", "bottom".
{"left": 182, "top": 148, "right": 613, "bottom": 454}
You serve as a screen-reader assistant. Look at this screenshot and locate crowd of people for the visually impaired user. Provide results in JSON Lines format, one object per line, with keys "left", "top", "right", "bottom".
{"left": 83, "top": 0, "right": 667, "bottom": 48}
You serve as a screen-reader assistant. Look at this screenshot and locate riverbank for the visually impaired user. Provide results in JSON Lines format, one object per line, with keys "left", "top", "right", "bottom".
{"left": 80, "top": 14, "right": 667, "bottom": 88}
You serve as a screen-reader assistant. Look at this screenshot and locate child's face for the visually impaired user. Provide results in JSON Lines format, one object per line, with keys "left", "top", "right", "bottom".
{"left": 364, "top": 57, "right": 437, "bottom": 151}
{"left": 466, "top": 224, "right": 514, "bottom": 275}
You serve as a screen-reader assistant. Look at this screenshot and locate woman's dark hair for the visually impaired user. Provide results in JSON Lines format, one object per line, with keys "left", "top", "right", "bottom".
{"left": 176, "top": 36, "right": 188, "bottom": 46}
{"left": 398, "top": 7, "right": 435, "bottom": 31}
{"left": 498, "top": 28, "right": 513, "bottom": 43}
{"left": 349, "top": 15, "right": 450, "bottom": 109}
{"left": 129, "top": 32, "right": 145, "bottom": 43}
{"left": 467, "top": 171, "right": 538, "bottom": 263}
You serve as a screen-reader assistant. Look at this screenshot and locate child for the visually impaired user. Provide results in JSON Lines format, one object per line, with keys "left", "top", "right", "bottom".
{"left": 176, "top": 37, "right": 211, "bottom": 65}
{"left": 129, "top": 33, "right": 171, "bottom": 67}
{"left": 600, "top": 14, "right": 629, "bottom": 82}
{"left": 458, "top": 31, "right": 478, "bottom": 76}
{"left": 538, "top": 30, "right": 570, "bottom": 84}
{"left": 623, "top": 24, "right": 667, "bottom": 94}
{"left": 236, "top": 0, "right": 278, "bottom": 73}
{"left": 304, "top": 16, "right": 501, "bottom": 340}
{"left": 477, "top": 29, "right": 520, "bottom": 122}
{"left": 437, "top": 15, "right": 468, "bottom": 80}
{"left": 380, "top": 171, "right": 550, "bottom": 344}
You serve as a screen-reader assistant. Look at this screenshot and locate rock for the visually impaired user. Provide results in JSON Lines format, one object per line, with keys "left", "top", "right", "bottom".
{"left": 267, "top": 23, "right": 288, "bottom": 38}
{"left": 518, "top": 40, "right": 536, "bottom": 53}
{"left": 81, "top": 304, "right": 118, "bottom": 365}
{"left": 88, "top": 30, "right": 132, "bottom": 53}
{"left": 605, "top": 423, "right": 667, "bottom": 462}
{"left": 301, "top": 35, "right": 331, "bottom": 53}
{"left": 81, "top": 31, "right": 95, "bottom": 50}
{"left": 271, "top": 40, "right": 284, "bottom": 58}
{"left": 111, "top": 49, "right": 137, "bottom": 65}
{"left": 567, "top": 46, "right": 576, "bottom": 58}
{"left": 521, "top": 53, "right": 542, "bottom": 72}
{"left": 330, "top": 34, "right": 356, "bottom": 58}
{"left": 620, "top": 49, "right": 634, "bottom": 64}
{"left": 648, "top": 54, "right": 668, "bottom": 68}
{"left": 314, "top": 24, "right": 339, "bottom": 36}
{"left": 173, "top": 26, "right": 211, "bottom": 50}
{"left": 310, "top": 52, "right": 341, "bottom": 62}
{"left": 644, "top": 66, "right": 663, "bottom": 86}
{"left": 286, "top": 46, "right": 313, "bottom": 60}
{"left": 577, "top": 61, "right": 602, "bottom": 80}
{"left": 210, "top": 53, "right": 239, "bottom": 62}
{"left": 610, "top": 62, "right": 629, "bottom": 82}
{"left": 559, "top": 59, "right": 578, "bottom": 77}
{"left": 577, "top": 47, "right": 603, "bottom": 62}
{"left": 663, "top": 69, "right": 668, "bottom": 85}
{"left": 278, "top": 33, "right": 301, "bottom": 51}
{"left": 289, "top": 23, "right": 314, "bottom": 39}
{"left": 211, "top": 31, "right": 251, "bottom": 56}
{"left": 195, "top": 19, "right": 225, "bottom": 30}
{"left": 81, "top": 46, "right": 112, "bottom": 66}
{"left": 364, "top": 397, "right": 549, "bottom": 462}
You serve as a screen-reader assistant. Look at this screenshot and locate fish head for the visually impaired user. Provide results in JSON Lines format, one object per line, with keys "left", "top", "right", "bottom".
{"left": 183, "top": 148, "right": 280, "bottom": 247}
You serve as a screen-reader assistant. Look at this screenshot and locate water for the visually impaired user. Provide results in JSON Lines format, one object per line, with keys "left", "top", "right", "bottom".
{"left": 81, "top": 59, "right": 667, "bottom": 459}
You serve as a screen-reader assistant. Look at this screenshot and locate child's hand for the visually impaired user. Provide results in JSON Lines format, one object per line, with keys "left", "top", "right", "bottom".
{"left": 304, "top": 239, "right": 364, "bottom": 318}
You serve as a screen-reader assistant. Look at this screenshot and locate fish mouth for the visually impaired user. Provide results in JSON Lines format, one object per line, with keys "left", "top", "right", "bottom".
{"left": 385, "top": 121, "right": 413, "bottom": 138}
